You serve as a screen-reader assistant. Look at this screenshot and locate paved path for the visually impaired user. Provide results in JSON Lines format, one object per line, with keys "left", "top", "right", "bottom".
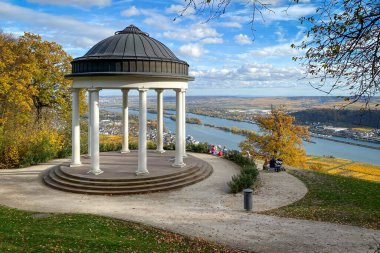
{"left": 0, "top": 153, "right": 379, "bottom": 253}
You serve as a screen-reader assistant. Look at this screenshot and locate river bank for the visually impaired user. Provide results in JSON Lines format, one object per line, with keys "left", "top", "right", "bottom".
{"left": 103, "top": 107, "right": 380, "bottom": 165}
{"left": 311, "top": 135, "right": 380, "bottom": 150}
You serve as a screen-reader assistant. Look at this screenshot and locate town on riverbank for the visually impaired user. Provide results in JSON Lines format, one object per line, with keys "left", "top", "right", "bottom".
{"left": 99, "top": 95, "right": 380, "bottom": 145}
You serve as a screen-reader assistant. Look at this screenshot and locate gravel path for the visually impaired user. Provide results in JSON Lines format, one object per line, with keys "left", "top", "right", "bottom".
{"left": 0, "top": 153, "right": 379, "bottom": 253}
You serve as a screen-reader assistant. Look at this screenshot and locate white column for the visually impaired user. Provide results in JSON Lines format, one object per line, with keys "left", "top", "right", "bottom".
{"left": 87, "top": 90, "right": 92, "bottom": 158}
{"left": 121, "top": 89, "right": 130, "bottom": 153}
{"left": 156, "top": 89, "right": 165, "bottom": 153}
{"left": 136, "top": 88, "right": 149, "bottom": 175}
{"left": 88, "top": 89, "right": 103, "bottom": 175}
{"left": 182, "top": 89, "right": 187, "bottom": 157}
{"left": 173, "top": 89, "right": 186, "bottom": 167}
{"left": 71, "top": 88, "right": 81, "bottom": 167}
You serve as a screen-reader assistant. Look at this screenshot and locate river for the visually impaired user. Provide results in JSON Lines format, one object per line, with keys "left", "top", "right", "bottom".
{"left": 105, "top": 107, "right": 380, "bottom": 165}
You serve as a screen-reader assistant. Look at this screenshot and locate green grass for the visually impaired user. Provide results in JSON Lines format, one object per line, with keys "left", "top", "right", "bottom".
{"left": 0, "top": 206, "right": 245, "bottom": 253}
{"left": 261, "top": 169, "right": 380, "bottom": 230}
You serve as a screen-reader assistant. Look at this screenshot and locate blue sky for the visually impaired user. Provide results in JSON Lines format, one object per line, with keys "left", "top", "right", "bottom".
{"left": 0, "top": 0, "right": 334, "bottom": 97}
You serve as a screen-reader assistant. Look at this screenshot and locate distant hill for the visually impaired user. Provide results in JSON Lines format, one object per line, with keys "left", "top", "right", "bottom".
{"left": 292, "top": 109, "right": 380, "bottom": 128}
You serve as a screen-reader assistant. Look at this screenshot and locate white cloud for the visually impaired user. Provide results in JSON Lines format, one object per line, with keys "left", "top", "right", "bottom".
{"left": 274, "top": 26, "right": 287, "bottom": 43}
{"left": 163, "top": 24, "right": 220, "bottom": 41}
{"left": 220, "top": 3, "right": 315, "bottom": 27}
{"left": 234, "top": 34, "right": 252, "bottom": 45}
{"left": 218, "top": 22, "right": 242, "bottom": 28}
{"left": 0, "top": 2, "right": 113, "bottom": 49}
{"left": 190, "top": 63, "right": 305, "bottom": 89}
{"left": 179, "top": 43, "right": 208, "bottom": 57}
{"left": 166, "top": 4, "right": 195, "bottom": 15}
{"left": 201, "top": 37, "right": 223, "bottom": 44}
{"left": 248, "top": 43, "right": 302, "bottom": 57}
{"left": 27, "top": 0, "right": 111, "bottom": 7}
{"left": 121, "top": 6, "right": 140, "bottom": 17}
{"left": 141, "top": 9, "right": 175, "bottom": 30}
{"left": 264, "top": 5, "right": 316, "bottom": 22}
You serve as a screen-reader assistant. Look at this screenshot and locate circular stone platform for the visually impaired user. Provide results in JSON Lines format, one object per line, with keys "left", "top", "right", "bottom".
{"left": 43, "top": 151, "right": 213, "bottom": 195}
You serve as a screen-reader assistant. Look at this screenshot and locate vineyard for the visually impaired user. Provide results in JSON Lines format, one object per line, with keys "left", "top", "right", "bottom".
{"left": 306, "top": 156, "right": 380, "bottom": 183}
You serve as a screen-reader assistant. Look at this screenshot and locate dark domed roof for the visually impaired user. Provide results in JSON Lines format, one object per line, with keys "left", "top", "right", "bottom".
{"left": 67, "top": 25, "right": 192, "bottom": 79}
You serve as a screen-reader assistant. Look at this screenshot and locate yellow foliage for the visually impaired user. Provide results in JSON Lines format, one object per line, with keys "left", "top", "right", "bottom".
{"left": 3, "top": 145, "right": 19, "bottom": 169}
{"left": 342, "top": 163, "right": 380, "bottom": 176}
{"left": 352, "top": 127, "right": 373, "bottom": 132}
{"left": 100, "top": 135, "right": 123, "bottom": 144}
{"left": 305, "top": 156, "right": 380, "bottom": 183}
{"left": 240, "top": 107, "right": 309, "bottom": 167}
{"left": 0, "top": 31, "right": 84, "bottom": 169}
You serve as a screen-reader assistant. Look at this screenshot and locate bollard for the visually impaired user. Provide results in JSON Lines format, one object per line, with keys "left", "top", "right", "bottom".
{"left": 243, "top": 188, "right": 253, "bottom": 211}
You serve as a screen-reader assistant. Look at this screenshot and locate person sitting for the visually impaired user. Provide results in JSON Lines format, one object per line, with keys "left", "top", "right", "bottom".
{"left": 269, "top": 157, "right": 276, "bottom": 171}
{"left": 263, "top": 159, "right": 270, "bottom": 170}
{"left": 275, "top": 158, "right": 284, "bottom": 172}
{"left": 276, "top": 158, "right": 285, "bottom": 171}
{"left": 210, "top": 145, "right": 216, "bottom": 154}
{"left": 213, "top": 145, "right": 219, "bottom": 155}
{"left": 222, "top": 146, "right": 228, "bottom": 155}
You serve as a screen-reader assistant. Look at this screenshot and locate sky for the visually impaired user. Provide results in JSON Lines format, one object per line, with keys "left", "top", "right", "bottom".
{"left": 0, "top": 0, "right": 336, "bottom": 97}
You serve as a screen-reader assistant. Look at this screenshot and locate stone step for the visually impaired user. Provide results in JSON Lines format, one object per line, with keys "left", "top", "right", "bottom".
{"left": 43, "top": 161, "right": 213, "bottom": 195}
{"left": 45, "top": 166, "right": 209, "bottom": 191}
{"left": 44, "top": 166, "right": 212, "bottom": 195}
{"left": 54, "top": 164, "right": 202, "bottom": 186}
{"left": 58, "top": 162, "right": 201, "bottom": 182}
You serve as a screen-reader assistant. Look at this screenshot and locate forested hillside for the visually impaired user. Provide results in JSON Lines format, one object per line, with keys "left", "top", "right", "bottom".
{"left": 292, "top": 109, "right": 380, "bottom": 128}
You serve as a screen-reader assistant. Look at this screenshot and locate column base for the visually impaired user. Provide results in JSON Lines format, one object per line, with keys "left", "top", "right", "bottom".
{"left": 120, "top": 150, "right": 130, "bottom": 154}
{"left": 172, "top": 162, "right": 186, "bottom": 168}
{"left": 183, "top": 153, "right": 188, "bottom": 158}
{"left": 156, "top": 149, "right": 165, "bottom": 153}
{"left": 135, "top": 170, "right": 149, "bottom": 176}
{"left": 70, "top": 162, "right": 82, "bottom": 167}
{"left": 87, "top": 169, "right": 104, "bottom": 175}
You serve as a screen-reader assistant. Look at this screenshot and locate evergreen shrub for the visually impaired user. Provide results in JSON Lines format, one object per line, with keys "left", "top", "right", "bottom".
{"left": 224, "top": 151, "right": 259, "bottom": 193}
{"left": 187, "top": 142, "right": 209, "bottom": 153}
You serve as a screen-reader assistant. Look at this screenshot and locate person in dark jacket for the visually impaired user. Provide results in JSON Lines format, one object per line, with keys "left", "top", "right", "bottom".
{"left": 269, "top": 157, "right": 276, "bottom": 169}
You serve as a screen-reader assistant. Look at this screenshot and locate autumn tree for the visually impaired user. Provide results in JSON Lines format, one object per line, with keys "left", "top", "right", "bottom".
{"left": 0, "top": 32, "right": 78, "bottom": 125}
{"left": 240, "top": 108, "right": 309, "bottom": 167}
{"left": 0, "top": 32, "right": 84, "bottom": 168}
{"left": 19, "top": 33, "right": 74, "bottom": 121}
{"left": 0, "top": 33, "right": 35, "bottom": 125}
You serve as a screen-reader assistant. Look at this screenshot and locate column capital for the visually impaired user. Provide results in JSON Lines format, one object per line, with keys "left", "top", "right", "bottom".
{"left": 174, "top": 88, "right": 187, "bottom": 93}
{"left": 155, "top": 88, "right": 164, "bottom": 93}
{"left": 138, "top": 88, "right": 149, "bottom": 92}
{"left": 121, "top": 88, "right": 130, "bottom": 94}
{"left": 88, "top": 88, "right": 101, "bottom": 92}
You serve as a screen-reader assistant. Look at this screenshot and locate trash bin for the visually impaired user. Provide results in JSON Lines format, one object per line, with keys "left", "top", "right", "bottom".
{"left": 243, "top": 188, "right": 253, "bottom": 211}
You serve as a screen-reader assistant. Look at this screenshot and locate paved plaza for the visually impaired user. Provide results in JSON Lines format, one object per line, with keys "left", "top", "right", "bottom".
{"left": 0, "top": 152, "right": 379, "bottom": 253}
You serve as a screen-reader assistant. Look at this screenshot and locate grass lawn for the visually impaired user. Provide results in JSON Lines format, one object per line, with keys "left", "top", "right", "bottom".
{"left": 0, "top": 206, "right": 245, "bottom": 253}
{"left": 261, "top": 169, "right": 380, "bottom": 230}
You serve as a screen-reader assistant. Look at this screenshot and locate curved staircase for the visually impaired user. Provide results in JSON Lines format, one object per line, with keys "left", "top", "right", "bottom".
{"left": 43, "top": 158, "right": 213, "bottom": 195}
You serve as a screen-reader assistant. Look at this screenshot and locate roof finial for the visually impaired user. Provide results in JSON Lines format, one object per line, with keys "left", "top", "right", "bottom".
{"left": 115, "top": 24, "right": 149, "bottom": 36}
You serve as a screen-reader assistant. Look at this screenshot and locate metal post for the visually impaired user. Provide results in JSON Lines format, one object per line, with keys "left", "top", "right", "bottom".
{"left": 243, "top": 188, "right": 253, "bottom": 211}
